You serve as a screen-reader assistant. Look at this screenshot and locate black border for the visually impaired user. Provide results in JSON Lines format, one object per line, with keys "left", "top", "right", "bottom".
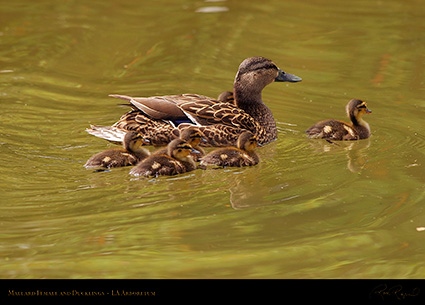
{"left": 1, "top": 279, "right": 425, "bottom": 303}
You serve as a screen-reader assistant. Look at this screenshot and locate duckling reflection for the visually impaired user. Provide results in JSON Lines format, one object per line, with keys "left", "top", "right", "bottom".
{"left": 84, "top": 131, "right": 150, "bottom": 169}
{"left": 307, "top": 138, "right": 371, "bottom": 173}
{"left": 221, "top": 166, "right": 300, "bottom": 210}
{"left": 346, "top": 139, "right": 371, "bottom": 173}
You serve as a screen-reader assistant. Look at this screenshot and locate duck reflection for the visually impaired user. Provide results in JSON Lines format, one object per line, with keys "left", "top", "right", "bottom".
{"left": 307, "top": 138, "right": 371, "bottom": 173}
{"left": 222, "top": 167, "right": 300, "bottom": 210}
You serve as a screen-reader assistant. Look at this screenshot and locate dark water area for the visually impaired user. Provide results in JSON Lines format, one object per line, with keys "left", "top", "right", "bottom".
{"left": 1, "top": 0, "right": 424, "bottom": 279}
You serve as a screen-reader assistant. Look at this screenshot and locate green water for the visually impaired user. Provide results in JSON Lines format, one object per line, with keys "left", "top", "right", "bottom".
{"left": 1, "top": 0, "right": 424, "bottom": 279}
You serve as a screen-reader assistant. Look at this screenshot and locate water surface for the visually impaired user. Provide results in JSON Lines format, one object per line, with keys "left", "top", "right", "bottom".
{"left": 1, "top": 0, "right": 425, "bottom": 279}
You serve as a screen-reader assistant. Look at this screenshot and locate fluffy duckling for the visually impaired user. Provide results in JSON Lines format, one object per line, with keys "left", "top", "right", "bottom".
{"left": 153, "top": 126, "right": 206, "bottom": 161}
{"left": 305, "top": 99, "right": 372, "bottom": 141}
{"left": 84, "top": 131, "right": 150, "bottom": 169}
{"left": 200, "top": 131, "right": 260, "bottom": 168}
{"left": 217, "top": 91, "right": 235, "bottom": 105}
{"left": 130, "top": 139, "right": 198, "bottom": 177}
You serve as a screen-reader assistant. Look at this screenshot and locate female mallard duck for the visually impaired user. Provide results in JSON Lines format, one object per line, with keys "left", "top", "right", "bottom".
{"left": 130, "top": 138, "right": 198, "bottom": 177}
{"left": 86, "top": 57, "right": 301, "bottom": 147}
{"left": 199, "top": 131, "right": 260, "bottom": 168}
{"left": 305, "top": 99, "right": 372, "bottom": 141}
{"left": 153, "top": 126, "right": 206, "bottom": 161}
{"left": 84, "top": 131, "right": 150, "bottom": 169}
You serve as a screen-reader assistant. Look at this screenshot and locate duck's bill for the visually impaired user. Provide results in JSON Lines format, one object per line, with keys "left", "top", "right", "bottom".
{"left": 275, "top": 69, "right": 302, "bottom": 82}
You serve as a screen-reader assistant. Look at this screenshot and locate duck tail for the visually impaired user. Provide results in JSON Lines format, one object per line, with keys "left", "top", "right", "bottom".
{"left": 85, "top": 125, "right": 127, "bottom": 144}
{"left": 108, "top": 94, "right": 133, "bottom": 102}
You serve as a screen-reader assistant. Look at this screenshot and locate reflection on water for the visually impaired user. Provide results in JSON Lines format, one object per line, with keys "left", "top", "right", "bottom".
{"left": 307, "top": 138, "right": 371, "bottom": 173}
{"left": 1, "top": 0, "right": 425, "bottom": 279}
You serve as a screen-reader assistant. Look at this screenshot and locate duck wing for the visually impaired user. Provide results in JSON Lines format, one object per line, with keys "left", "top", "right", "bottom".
{"left": 109, "top": 94, "right": 212, "bottom": 122}
{"left": 178, "top": 99, "right": 260, "bottom": 132}
{"left": 100, "top": 94, "right": 261, "bottom": 146}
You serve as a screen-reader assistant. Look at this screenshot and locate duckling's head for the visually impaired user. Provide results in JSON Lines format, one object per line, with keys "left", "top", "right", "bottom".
{"left": 237, "top": 131, "right": 258, "bottom": 151}
{"left": 123, "top": 131, "right": 149, "bottom": 152}
{"left": 346, "top": 99, "right": 372, "bottom": 124}
{"left": 234, "top": 57, "right": 302, "bottom": 91}
{"left": 179, "top": 127, "right": 205, "bottom": 147}
{"left": 167, "top": 139, "right": 196, "bottom": 160}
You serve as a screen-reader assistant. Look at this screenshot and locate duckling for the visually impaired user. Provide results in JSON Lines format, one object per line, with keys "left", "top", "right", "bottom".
{"left": 217, "top": 91, "right": 235, "bottom": 105}
{"left": 178, "top": 127, "right": 206, "bottom": 161}
{"left": 305, "top": 99, "right": 372, "bottom": 141}
{"left": 130, "top": 139, "right": 198, "bottom": 177}
{"left": 200, "top": 131, "right": 260, "bottom": 168}
{"left": 84, "top": 131, "right": 150, "bottom": 169}
{"left": 153, "top": 126, "right": 206, "bottom": 161}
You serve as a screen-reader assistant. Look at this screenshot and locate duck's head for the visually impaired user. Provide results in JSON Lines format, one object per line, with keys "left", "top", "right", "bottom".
{"left": 234, "top": 57, "right": 302, "bottom": 90}
{"left": 123, "top": 131, "right": 150, "bottom": 152}
{"left": 167, "top": 139, "right": 198, "bottom": 160}
{"left": 237, "top": 131, "right": 259, "bottom": 151}
{"left": 179, "top": 127, "right": 206, "bottom": 147}
{"left": 346, "top": 99, "right": 372, "bottom": 123}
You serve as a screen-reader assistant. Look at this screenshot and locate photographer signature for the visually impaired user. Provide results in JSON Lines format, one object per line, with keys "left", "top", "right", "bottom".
{"left": 370, "top": 284, "right": 420, "bottom": 301}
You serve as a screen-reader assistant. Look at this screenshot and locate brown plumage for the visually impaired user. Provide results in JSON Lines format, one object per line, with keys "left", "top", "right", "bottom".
{"left": 217, "top": 91, "right": 235, "bottom": 105}
{"left": 84, "top": 131, "right": 150, "bottom": 169}
{"left": 86, "top": 57, "right": 302, "bottom": 147}
{"left": 200, "top": 131, "right": 260, "bottom": 168}
{"left": 129, "top": 139, "right": 198, "bottom": 177}
{"left": 305, "top": 99, "right": 372, "bottom": 141}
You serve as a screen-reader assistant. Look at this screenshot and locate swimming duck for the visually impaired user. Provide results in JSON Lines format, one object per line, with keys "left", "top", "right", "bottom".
{"left": 153, "top": 126, "right": 206, "bottom": 161}
{"left": 84, "top": 131, "right": 150, "bottom": 169}
{"left": 86, "top": 57, "right": 301, "bottom": 147}
{"left": 199, "top": 131, "right": 260, "bottom": 168}
{"left": 130, "top": 139, "right": 198, "bottom": 177}
{"left": 305, "top": 99, "right": 372, "bottom": 141}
